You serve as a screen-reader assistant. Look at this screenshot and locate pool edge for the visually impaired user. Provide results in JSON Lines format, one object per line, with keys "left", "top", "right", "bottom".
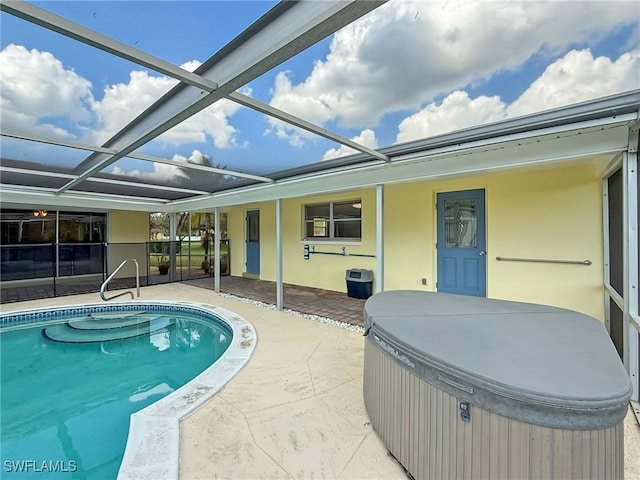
{"left": 116, "top": 301, "right": 256, "bottom": 480}
{"left": 0, "top": 300, "right": 257, "bottom": 480}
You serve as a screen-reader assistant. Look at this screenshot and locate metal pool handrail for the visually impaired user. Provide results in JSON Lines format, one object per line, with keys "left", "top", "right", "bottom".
{"left": 100, "top": 259, "right": 140, "bottom": 301}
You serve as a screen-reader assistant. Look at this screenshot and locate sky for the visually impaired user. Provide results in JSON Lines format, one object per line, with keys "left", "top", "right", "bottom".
{"left": 1, "top": 0, "right": 639, "bottom": 183}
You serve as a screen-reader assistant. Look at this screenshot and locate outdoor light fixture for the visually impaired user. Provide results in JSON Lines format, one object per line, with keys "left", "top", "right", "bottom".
{"left": 33, "top": 210, "right": 48, "bottom": 217}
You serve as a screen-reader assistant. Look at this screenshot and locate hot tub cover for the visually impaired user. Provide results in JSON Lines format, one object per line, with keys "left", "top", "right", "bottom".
{"left": 364, "top": 290, "right": 632, "bottom": 429}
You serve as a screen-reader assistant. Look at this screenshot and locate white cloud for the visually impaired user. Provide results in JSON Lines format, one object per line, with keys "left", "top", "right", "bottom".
{"left": 159, "top": 96, "right": 242, "bottom": 149}
{"left": 110, "top": 162, "right": 187, "bottom": 183}
{"left": 0, "top": 44, "right": 95, "bottom": 138}
{"left": 323, "top": 129, "right": 379, "bottom": 160}
{"left": 0, "top": 46, "right": 243, "bottom": 150}
{"left": 2, "top": 0, "right": 638, "bottom": 168}
{"left": 92, "top": 70, "right": 179, "bottom": 143}
{"left": 175, "top": 149, "right": 210, "bottom": 166}
{"left": 110, "top": 149, "right": 207, "bottom": 183}
{"left": 507, "top": 49, "right": 640, "bottom": 117}
{"left": 267, "top": 0, "right": 638, "bottom": 144}
{"left": 397, "top": 91, "right": 506, "bottom": 142}
{"left": 264, "top": 71, "right": 336, "bottom": 146}
{"left": 396, "top": 48, "right": 640, "bottom": 143}
{"left": 94, "top": 61, "right": 243, "bottom": 148}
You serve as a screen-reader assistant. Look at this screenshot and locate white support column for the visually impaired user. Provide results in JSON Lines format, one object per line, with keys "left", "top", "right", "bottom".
{"left": 55, "top": 210, "right": 60, "bottom": 278}
{"left": 103, "top": 211, "right": 109, "bottom": 280}
{"left": 376, "top": 184, "right": 384, "bottom": 293}
{"left": 276, "top": 198, "right": 283, "bottom": 310}
{"left": 623, "top": 123, "right": 639, "bottom": 401}
{"left": 187, "top": 212, "right": 192, "bottom": 277}
{"left": 169, "top": 213, "right": 177, "bottom": 282}
{"left": 603, "top": 178, "right": 611, "bottom": 333}
{"left": 214, "top": 208, "right": 221, "bottom": 293}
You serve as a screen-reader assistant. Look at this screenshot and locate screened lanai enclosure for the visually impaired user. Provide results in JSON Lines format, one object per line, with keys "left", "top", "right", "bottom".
{"left": 1, "top": 0, "right": 639, "bottom": 409}
{"left": 0, "top": 0, "right": 389, "bottom": 294}
{"left": 0, "top": 1, "right": 390, "bottom": 206}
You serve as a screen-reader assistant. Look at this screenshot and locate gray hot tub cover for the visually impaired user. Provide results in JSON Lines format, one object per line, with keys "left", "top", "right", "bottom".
{"left": 364, "top": 290, "right": 632, "bottom": 429}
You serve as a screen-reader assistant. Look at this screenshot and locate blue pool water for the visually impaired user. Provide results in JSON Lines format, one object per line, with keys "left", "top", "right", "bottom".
{"left": 0, "top": 306, "right": 232, "bottom": 479}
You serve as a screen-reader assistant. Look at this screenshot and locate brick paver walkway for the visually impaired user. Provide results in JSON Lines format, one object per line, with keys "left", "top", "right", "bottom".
{"left": 1, "top": 275, "right": 367, "bottom": 327}
{"left": 186, "top": 276, "right": 366, "bottom": 327}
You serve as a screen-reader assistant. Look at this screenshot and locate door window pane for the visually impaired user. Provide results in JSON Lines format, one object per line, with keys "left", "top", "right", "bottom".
{"left": 248, "top": 213, "right": 260, "bottom": 242}
{"left": 444, "top": 198, "right": 477, "bottom": 248}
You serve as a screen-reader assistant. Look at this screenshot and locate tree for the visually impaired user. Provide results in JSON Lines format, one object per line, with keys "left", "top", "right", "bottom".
{"left": 175, "top": 153, "right": 230, "bottom": 271}
{"left": 149, "top": 213, "right": 169, "bottom": 240}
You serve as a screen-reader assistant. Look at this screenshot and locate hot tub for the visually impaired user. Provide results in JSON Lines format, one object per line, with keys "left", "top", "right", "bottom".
{"left": 363, "top": 291, "right": 631, "bottom": 480}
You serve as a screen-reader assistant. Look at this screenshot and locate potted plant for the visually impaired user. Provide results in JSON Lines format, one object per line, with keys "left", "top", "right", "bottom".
{"left": 158, "top": 258, "right": 169, "bottom": 275}
{"left": 150, "top": 241, "right": 170, "bottom": 274}
{"left": 201, "top": 255, "right": 228, "bottom": 275}
{"left": 201, "top": 259, "right": 210, "bottom": 273}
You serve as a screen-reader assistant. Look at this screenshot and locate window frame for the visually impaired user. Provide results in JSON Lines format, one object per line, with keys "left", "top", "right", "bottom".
{"left": 303, "top": 199, "right": 362, "bottom": 242}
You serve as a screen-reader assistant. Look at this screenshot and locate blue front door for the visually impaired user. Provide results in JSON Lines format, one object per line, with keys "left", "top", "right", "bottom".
{"left": 437, "top": 189, "right": 486, "bottom": 297}
{"left": 246, "top": 210, "right": 260, "bottom": 275}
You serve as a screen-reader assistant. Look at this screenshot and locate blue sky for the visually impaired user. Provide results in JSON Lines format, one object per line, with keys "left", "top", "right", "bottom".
{"left": 1, "top": 0, "right": 638, "bottom": 182}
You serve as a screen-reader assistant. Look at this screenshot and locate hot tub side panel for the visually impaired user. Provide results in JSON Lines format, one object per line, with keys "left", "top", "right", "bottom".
{"left": 363, "top": 339, "right": 625, "bottom": 480}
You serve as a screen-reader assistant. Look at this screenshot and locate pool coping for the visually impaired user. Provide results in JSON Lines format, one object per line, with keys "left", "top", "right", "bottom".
{"left": 0, "top": 300, "right": 257, "bottom": 480}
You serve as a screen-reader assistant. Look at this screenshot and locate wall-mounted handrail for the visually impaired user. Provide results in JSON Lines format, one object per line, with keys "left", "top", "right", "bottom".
{"left": 495, "top": 256, "right": 591, "bottom": 266}
{"left": 308, "top": 246, "right": 376, "bottom": 258}
{"left": 100, "top": 259, "right": 140, "bottom": 301}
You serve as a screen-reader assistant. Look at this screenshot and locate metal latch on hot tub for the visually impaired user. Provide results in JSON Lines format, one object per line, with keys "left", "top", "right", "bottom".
{"left": 459, "top": 401, "right": 471, "bottom": 422}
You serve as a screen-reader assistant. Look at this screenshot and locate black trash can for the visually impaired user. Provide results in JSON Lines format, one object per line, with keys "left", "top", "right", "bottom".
{"left": 346, "top": 269, "right": 373, "bottom": 299}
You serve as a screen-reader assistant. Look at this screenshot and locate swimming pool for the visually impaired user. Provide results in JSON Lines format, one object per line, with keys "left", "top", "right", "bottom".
{"left": 0, "top": 301, "right": 256, "bottom": 479}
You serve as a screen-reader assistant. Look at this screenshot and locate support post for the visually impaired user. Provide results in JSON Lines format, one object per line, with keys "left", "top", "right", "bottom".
{"left": 376, "top": 184, "right": 384, "bottom": 293}
{"left": 623, "top": 122, "right": 639, "bottom": 401}
{"left": 603, "top": 176, "right": 612, "bottom": 333}
{"left": 214, "top": 208, "right": 221, "bottom": 293}
{"left": 169, "top": 212, "right": 177, "bottom": 282}
{"left": 276, "top": 198, "right": 283, "bottom": 310}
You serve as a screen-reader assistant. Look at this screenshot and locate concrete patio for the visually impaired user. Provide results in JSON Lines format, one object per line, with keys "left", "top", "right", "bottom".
{"left": 1, "top": 282, "right": 638, "bottom": 479}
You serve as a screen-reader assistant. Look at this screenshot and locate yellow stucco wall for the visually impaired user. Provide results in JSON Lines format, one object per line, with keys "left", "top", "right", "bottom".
{"left": 227, "top": 206, "right": 245, "bottom": 276}
{"left": 282, "top": 189, "right": 377, "bottom": 291}
{"left": 384, "top": 164, "right": 604, "bottom": 320}
{"left": 228, "top": 203, "right": 277, "bottom": 278}
{"left": 108, "top": 211, "right": 149, "bottom": 275}
{"left": 227, "top": 190, "right": 377, "bottom": 290}
{"left": 487, "top": 166, "right": 603, "bottom": 318}
{"left": 109, "top": 211, "right": 149, "bottom": 242}
{"left": 227, "top": 164, "right": 604, "bottom": 321}
{"left": 383, "top": 181, "right": 436, "bottom": 290}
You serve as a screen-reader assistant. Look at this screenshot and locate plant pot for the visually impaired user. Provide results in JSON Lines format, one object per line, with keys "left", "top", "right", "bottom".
{"left": 201, "top": 260, "right": 228, "bottom": 274}
{"left": 158, "top": 264, "right": 169, "bottom": 275}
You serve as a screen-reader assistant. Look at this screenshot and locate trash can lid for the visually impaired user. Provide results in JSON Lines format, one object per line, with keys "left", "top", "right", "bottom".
{"left": 346, "top": 269, "right": 373, "bottom": 281}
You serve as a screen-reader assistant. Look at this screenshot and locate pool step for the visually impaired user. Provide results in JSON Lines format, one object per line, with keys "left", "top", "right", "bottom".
{"left": 42, "top": 316, "right": 174, "bottom": 343}
{"left": 67, "top": 312, "right": 154, "bottom": 330}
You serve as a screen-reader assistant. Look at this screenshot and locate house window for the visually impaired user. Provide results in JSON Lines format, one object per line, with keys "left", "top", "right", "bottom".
{"left": 304, "top": 200, "right": 361, "bottom": 240}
